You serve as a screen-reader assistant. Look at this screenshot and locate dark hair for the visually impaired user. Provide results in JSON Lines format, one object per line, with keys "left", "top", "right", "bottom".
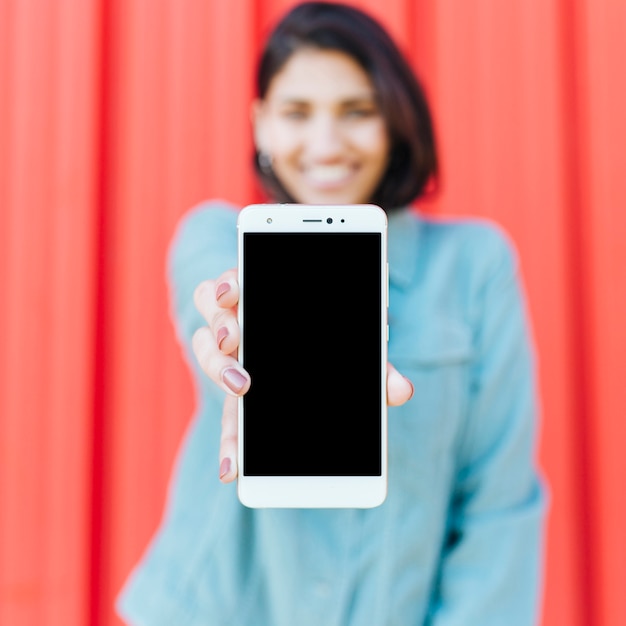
{"left": 253, "top": 1, "right": 438, "bottom": 211}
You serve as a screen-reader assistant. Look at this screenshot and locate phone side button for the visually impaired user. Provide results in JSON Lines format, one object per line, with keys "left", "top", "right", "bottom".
{"left": 386, "top": 262, "right": 389, "bottom": 303}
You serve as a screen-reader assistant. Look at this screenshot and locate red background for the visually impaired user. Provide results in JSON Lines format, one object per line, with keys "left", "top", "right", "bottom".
{"left": 1, "top": 1, "right": 625, "bottom": 624}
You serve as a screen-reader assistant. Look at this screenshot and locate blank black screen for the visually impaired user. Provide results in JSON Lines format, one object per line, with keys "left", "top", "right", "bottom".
{"left": 242, "top": 232, "right": 382, "bottom": 476}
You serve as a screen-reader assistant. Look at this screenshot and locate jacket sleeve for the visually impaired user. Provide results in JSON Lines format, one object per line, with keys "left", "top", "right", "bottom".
{"left": 429, "top": 227, "right": 547, "bottom": 625}
{"left": 166, "top": 202, "right": 239, "bottom": 388}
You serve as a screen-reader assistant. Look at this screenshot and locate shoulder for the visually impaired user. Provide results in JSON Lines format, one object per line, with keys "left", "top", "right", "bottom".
{"left": 414, "top": 213, "right": 521, "bottom": 287}
{"left": 388, "top": 209, "right": 520, "bottom": 293}
{"left": 418, "top": 213, "right": 517, "bottom": 263}
{"left": 167, "top": 199, "right": 240, "bottom": 286}
{"left": 172, "top": 199, "right": 239, "bottom": 245}
{"left": 169, "top": 199, "right": 239, "bottom": 258}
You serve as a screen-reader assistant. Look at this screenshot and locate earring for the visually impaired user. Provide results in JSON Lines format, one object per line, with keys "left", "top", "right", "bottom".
{"left": 258, "top": 151, "right": 273, "bottom": 174}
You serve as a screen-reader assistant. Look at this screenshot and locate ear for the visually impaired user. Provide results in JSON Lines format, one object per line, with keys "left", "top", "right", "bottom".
{"left": 251, "top": 99, "right": 269, "bottom": 153}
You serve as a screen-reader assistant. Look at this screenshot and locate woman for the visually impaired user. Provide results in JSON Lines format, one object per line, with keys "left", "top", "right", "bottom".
{"left": 118, "top": 2, "right": 545, "bottom": 624}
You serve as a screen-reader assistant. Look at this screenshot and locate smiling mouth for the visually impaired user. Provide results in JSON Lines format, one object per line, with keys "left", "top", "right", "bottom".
{"left": 305, "top": 165, "right": 354, "bottom": 186}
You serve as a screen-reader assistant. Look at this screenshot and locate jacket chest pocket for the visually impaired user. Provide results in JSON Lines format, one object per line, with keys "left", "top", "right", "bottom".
{"left": 387, "top": 318, "right": 473, "bottom": 471}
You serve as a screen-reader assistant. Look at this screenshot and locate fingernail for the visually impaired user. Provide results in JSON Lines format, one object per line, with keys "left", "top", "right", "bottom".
{"left": 216, "top": 282, "right": 231, "bottom": 301}
{"left": 216, "top": 326, "right": 228, "bottom": 350}
{"left": 222, "top": 367, "right": 248, "bottom": 394}
{"left": 219, "top": 457, "right": 231, "bottom": 479}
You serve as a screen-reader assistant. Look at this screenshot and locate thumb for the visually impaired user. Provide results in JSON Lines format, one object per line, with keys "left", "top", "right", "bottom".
{"left": 387, "top": 363, "right": 414, "bottom": 406}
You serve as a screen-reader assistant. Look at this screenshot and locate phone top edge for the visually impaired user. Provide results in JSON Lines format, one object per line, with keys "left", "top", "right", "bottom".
{"left": 237, "top": 203, "right": 388, "bottom": 230}
{"left": 240, "top": 203, "right": 385, "bottom": 210}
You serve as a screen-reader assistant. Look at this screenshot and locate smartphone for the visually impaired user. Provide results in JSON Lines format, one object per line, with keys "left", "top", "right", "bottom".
{"left": 236, "top": 203, "right": 388, "bottom": 508}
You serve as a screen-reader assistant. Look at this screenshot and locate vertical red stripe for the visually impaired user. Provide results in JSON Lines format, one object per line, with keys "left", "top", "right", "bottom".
{"left": 579, "top": 1, "right": 626, "bottom": 623}
{"left": 89, "top": 0, "right": 114, "bottom": 623}
{"left": 555, "top": 0, "right": 596, "bottom": 622}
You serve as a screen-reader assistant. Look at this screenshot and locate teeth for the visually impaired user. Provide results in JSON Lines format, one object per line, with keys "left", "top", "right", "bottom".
{"left": 307, "top": 165, "right": 351, "bottom": 184}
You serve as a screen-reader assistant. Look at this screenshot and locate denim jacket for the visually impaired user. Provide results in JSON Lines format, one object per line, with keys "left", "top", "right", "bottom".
{"left": 117, "top": 202, "right": 546, "bottom": 625}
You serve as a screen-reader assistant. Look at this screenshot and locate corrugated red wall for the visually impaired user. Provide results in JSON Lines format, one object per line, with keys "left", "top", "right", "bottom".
{"left": 1, "top": 1, "right": 625, "bottom": 625}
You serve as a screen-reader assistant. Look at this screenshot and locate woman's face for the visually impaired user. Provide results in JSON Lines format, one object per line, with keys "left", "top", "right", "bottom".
{"left": 253, "top": 48, "right": 391, "bottom": 205}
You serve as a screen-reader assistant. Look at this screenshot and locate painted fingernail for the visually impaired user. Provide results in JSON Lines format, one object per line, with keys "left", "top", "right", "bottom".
{"left": 222, "top": 367, "right": 248, "bottom": 394}
{"left": 216, "top": 281, "right": 231, "bottom": 301}
{"left": 216, "top": 326, "right": 228, "bottom": 350}
{"left": 219, "top": 457, "right": 231, "bottom": 479}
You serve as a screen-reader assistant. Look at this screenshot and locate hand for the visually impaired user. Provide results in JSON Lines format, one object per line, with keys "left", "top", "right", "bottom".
{"left": 192, "top": 268, "right": 414, "bottom": 483}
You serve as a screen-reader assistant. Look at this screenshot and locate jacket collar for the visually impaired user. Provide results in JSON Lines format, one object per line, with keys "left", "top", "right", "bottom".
{"left": 388, "top": 208, "right": 421, "bottom": 289}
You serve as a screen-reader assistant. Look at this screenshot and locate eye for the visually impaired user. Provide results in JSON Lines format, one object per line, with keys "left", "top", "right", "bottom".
{"left": 343, "top": 106, "right": 378, "bottom": 119}
{"left": 281, "top": 108, "right": 308, "bottom": 120}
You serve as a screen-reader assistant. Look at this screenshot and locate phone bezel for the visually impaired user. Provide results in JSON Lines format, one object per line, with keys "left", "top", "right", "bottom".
{"left": 236, "top": 203, "right": 388, "bottom": 508}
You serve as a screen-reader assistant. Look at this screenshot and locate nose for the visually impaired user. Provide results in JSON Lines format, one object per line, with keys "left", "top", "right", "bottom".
{"left": 306, "top": 113, "right": 343, "bottom": 159}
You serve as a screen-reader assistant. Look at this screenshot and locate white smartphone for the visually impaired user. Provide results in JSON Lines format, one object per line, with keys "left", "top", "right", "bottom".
{"left": 236, "top": 203, "right": 388, "bottom": 508}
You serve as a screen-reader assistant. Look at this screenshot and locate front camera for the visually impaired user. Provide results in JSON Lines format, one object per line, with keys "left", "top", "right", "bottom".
{"left": 326, "top": 218, "right": 333, "bottom": 224}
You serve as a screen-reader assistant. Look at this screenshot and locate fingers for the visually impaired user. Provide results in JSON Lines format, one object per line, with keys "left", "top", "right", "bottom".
{"left": 192, "top": 268, "right": 250, "bottom": 396}
{"left": 387, "top": 363, "right": 414, "bottom": 406}
{"left": 219, "top": 395, "right": 239, "bottom": 483}
{"left": 192, "top": 327, "right": 250, "bottom": 395}
{"left": 195, "top": 268, "right": 239, "bottom": 312}
{"left": 193, "top": 269, "right": 240, "bottom": 356}
{"left": 192, "top": 270, "right": 242, "bottom": 482}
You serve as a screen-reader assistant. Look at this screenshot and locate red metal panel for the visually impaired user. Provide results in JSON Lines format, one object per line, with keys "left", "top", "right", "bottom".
{"left": 0, "top": 0, "right": 101, "bottom": 624}
{"left": 2, "top": 1, "right": 625, "bottom": 625}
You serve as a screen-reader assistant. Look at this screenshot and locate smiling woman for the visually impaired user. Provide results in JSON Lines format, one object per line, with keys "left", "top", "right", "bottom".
{"left": 116, "top": 3, "right": 545, "bottom": 626}
{"left": 252, "top": 2, "right": 437, "bottom": 211}
{"left": 252, "top": 49, "right": 391, "bottom": 205}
